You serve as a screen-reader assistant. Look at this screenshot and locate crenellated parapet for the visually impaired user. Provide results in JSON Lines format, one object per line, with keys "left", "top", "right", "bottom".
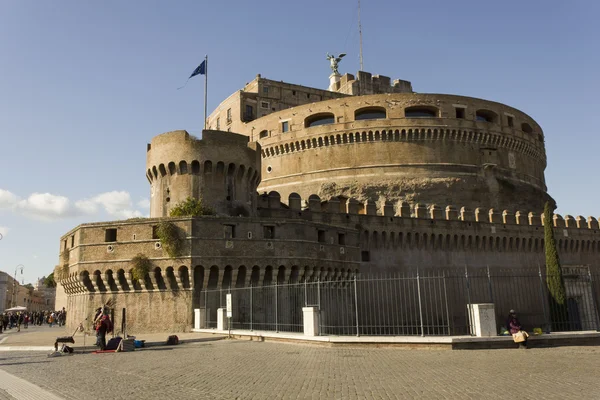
{"left": 258, "top": 192, "right": 600, "bottom": 236}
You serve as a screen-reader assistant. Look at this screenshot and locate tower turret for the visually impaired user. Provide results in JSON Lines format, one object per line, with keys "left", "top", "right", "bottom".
{"left": 146, "top": 130, "right": 261, "bottom": 217}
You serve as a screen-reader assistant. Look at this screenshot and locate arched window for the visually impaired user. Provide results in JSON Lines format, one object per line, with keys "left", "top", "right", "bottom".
{"left": 476, "top": 109, "right": 498, "bottom": 123}
{"left": 305, "top": 113, "right": 335, "bottom": 128}
{"left": 521, "top": 122, "right": 533, "bottom": 134}
{"left": 355, "top": 107, "right": 386, "bottom": 121}
{"left": 404, "top": 106, "right": 438, "bottom": 118}
{"left": 259, "top": 130, "right": 269, "bottom": 138}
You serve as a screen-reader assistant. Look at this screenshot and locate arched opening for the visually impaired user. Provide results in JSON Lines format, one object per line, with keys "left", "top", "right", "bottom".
{"left": 264, "top": 266, "right": 273, "bottom": 285}
{"left": 165, "top": 267, "right": 178, "bottom": 289}
{"left": 154, "top": 267, "right": 167, "bottom": 290}
{"left": 193, "top": 265, "right": 205, "bottom": 289}
{"left": 259, "top": 130, "right": 269, "bottom": 139}
{"left": 168, "top": 162, "right": 176, "bottom": 175}
{"left": 405, "top": 106, "right": 438, "bottom": 118}
{"left": 179, "top": 161, "right": 188, "bottom": 174}
{"left": 178, "top": 266, "right": 190, "bottom": 289}
{"left": 236, "top": 266, "right": 247, "bottom": 288}
{"left": 192, "top": 160, "right": 200, "bottom": 174}
{"left": 304, "top": 112, "right": 335, "bottom": 128}
{"left": 521, "top": 122, "right": 533, "bottom": 134}
{"left": 476, "top": 109, "right": 499, "bottom": 124}
{"left": 277, "top": 266, "right": 286, "bottom": 284}
{"left": 207, "top": 266, "right": 219, "bottom": 289}
{"left": 117, "top": 269, "right": 130, "bottom": 291}
{"left": 355, "top": 107, "right": 387, "bottom": 120}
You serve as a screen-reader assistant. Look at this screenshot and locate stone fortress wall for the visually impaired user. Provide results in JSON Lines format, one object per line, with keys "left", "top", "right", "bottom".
{"left": 243, "top": 92, "right": 549, "bottom": 212}
{"left": 57, "top": 185, "right": 600, "bottom": 332}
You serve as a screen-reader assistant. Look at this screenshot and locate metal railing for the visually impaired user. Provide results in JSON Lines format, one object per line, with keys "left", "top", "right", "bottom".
{"left": 194, "top": 266, "right": 600, "bottom": 336}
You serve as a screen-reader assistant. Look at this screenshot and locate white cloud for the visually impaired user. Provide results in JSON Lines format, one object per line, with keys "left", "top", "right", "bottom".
{"left": 137, "top": 198, "right": 150, "bottom": 209}
{"left": 0, "top": 226, "right": 9, "bottom": 238}
{"left": 1, "top": 188, "right": 145, "bottom": 221}
{"left": 16, "top": 193, "right": 73, "bottom": 220}
{"left": 76, "top": 191, "right": 143, "bottom": 219}
{"left": 0, "top": 189, "right": 20, "bottom": 208}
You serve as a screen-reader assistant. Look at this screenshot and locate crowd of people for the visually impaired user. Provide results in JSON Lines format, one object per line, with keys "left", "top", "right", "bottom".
{"left": 0, "top": 308, "right": 67, "bottom": 333}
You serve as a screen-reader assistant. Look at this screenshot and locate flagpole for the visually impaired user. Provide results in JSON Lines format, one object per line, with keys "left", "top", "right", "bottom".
{"left": 204, "top": 55, "right": 208, "bottom": 130}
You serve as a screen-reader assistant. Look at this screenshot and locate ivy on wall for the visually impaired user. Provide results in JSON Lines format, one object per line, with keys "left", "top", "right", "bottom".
{"left": 156, "top": 221, "right": 183, "bottom": 258}
{"left": 131, "top": 253, "right": 152, "bottom": 282}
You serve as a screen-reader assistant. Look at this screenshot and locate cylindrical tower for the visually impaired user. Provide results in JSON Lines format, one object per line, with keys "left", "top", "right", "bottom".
{"left": 146, "top": 130, "right": 261, "bottom": 217}
{"left": 248, "top": 93, "right": 551, "bottom": 212}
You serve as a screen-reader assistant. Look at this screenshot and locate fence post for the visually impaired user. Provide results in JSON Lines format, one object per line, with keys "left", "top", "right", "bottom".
{"left": 538, "top": 264, "right": 551, "bottom": 334}
{"left": 465, "top": 265, "right": 473, "bottom": 336}
{"left": 587, "top": 266, "right": 600, "bottom": 332}
{"left": 250, "top": 283, "right": 253, "bottom": 332}
{"left": 486, "top": 265, "right": 494, "bottom": 304}
{"left": 417, "top": 268, "right": 425, "bottom": 337}
{"left": 275, "top": 281, "right": 279, "bottom": 333}
{"left": 317, "top": 279, "right": 321, "bottom": 335}
{"left": 442, "top": 271, "right": 451, "bottom": 336}
{"left": 354, "top": 275, "right": 359, "bottom": 337}
{"left": 304, "top": 278, "right": 307, "bottom": 307}
{"left": 204, "top": 289, "right": 208, "bottom": 328}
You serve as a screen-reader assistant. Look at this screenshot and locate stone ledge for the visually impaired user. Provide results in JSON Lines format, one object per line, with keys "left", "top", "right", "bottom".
{"left": 193, "top": 328, "right": 600, "bottom": 350}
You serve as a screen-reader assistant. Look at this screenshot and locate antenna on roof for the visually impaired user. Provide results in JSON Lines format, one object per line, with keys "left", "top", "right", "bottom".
{"left": 358, "top": 0, "right": 364, "bottom": 71}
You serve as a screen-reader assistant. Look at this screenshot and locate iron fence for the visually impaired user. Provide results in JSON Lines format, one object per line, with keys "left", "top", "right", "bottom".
{"left": 194, "top": 266, "right": 600, "bottom": 336}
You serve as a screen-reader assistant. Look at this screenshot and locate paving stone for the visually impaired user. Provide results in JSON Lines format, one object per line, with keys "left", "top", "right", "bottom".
{"left": 0, "top": 340, "right": 599, "bottom": 399}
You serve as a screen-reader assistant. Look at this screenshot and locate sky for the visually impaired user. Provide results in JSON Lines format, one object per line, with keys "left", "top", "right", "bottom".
{"left": 0, "top": 0, "right": 598, "bottom": 284}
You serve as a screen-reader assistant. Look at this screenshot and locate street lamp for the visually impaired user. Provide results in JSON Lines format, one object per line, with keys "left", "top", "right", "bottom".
{"left": 12, "top": 264, "right": 24, "bottom": 308}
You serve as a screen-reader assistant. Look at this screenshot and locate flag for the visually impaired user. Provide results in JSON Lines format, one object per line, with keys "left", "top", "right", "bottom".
{"left": 189, "top": 60, "right": 206, "bottom": 79}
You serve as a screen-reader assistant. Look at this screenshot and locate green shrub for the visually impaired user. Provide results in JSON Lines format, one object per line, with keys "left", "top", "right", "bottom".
{"left": 131, "top": 253, "right": 152, "bottom": 281}
{"left": 544, "top": 201, "right": 568, "bottom": 330}
{"left": 169, "top": 197, "right": 215, "bottom": 217}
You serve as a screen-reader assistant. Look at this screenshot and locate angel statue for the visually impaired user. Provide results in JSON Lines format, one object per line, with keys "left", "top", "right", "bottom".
{"left": 326, "top": 53, "right": 346, "bottom": 75}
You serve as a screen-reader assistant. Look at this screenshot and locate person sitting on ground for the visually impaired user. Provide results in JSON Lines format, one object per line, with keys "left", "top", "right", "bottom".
{"left": 507, "top": 309, "right": 527, "bottom": 348}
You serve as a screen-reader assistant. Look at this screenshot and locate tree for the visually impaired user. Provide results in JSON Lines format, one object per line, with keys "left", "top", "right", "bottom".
{"left": 544, "top": 201, "right": 568, "bottom": 331}
{"left": 44, "top": 273, "right": 56, "bottom": 288}
{"left": 169, "top": 197, "right": 215, "bottom": 217}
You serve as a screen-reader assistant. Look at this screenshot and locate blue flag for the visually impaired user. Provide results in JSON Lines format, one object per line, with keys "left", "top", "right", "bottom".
{"left": 189, "top": 60, "right": 206, "bottom": 79}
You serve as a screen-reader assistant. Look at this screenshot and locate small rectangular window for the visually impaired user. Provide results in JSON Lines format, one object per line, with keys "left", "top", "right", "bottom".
{"left": 292, "top": 90, "right": 296, "bottom": 95}
{"left": 263, "top": 226, "right": 275, "bottom": 239}
{"left": 282, "top": 121, "right": 289, "bottom": 133}
{"left": 507, "top": 115, "right": 514, "bottom": 127}
{"left": 455, "top": 108, "right": 465, "bottom": 119}
{"left": 216, "top": 117, "right": 220, "bottom": 130}
{"left": 261, "top": 101, "right": 269, "bottom": 109}
{"left": 226, "top": 108, "right": 232, "bottom": 122}
{"left": 245, "top": 105, "right": 254, "bottom": 122}
{"left": 152, "top": 225, "right": 159, "bottom": 239}
{"left": 263, "top": 86, "right": 269, "bottom": 94}
{"left": 318, "top": 230, "right": 326, "bottom": 243}
{"left": 70, "top": 235, "right": 75, "bottom": 248}
{"left": 307, "top": 93, "right": 310, "bottom": 98}
{"left": 224, "top": 224, "right": 235, "bottom": 239}
{"left": 361, "top": 251, "right": 370, "bottom": 262}
{"left": 338, "top": 233, "right": 346, "bottom": 245}
{"left": 63, "top": 240, "right": 67, "bottom": 250}
{"left": 105, "top": 228, "right": 117, "bottom": 242}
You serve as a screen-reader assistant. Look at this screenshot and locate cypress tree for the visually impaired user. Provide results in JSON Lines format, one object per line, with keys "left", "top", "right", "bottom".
{"left": 543, "top": 201, "right": 568, "bottom": 331}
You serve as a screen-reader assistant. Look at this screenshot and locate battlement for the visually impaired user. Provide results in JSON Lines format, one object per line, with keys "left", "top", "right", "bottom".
{"left": 257, "top": 192, "right": 600, "bottom": 232}
{"left": 334, "top": 71, "right": 413, "bottom": 95}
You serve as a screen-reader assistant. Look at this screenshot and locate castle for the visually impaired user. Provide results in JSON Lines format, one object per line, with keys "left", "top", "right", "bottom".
{"left": 55, "top": 69, "right": 600, "bottom": 333}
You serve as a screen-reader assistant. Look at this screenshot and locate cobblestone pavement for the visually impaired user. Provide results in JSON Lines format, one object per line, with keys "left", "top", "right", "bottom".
{"left": 0, "top": 340, "right": 599, "bottom": 400}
